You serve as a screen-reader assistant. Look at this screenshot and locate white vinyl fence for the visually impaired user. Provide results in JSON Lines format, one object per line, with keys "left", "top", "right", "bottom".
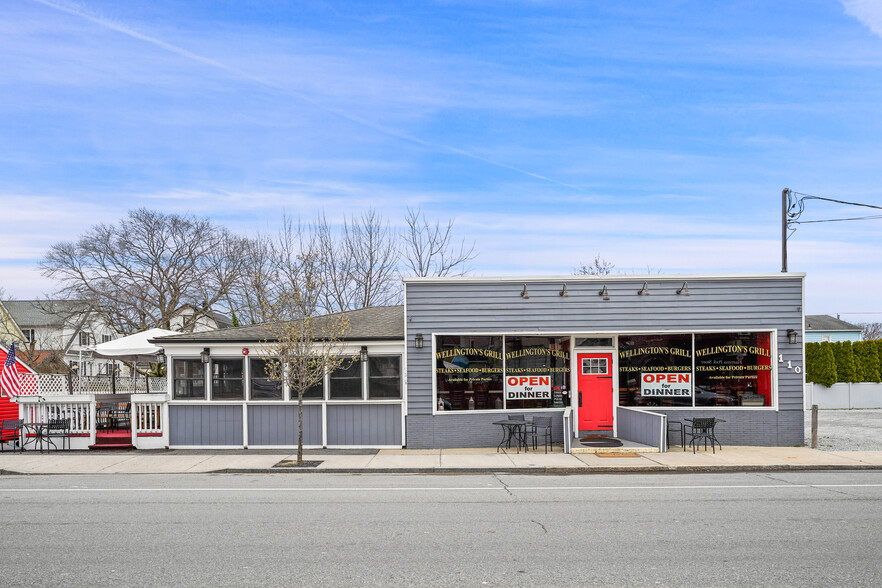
{"left": 804, "top": 382, "right": 882, "bottom": 409}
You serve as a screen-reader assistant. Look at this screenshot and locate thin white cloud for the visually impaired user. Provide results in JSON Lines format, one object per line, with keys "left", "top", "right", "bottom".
{"left": 26, "top": 0, "right": 584, "bottom": 191}
{"left": 842, "top": 1, "right": 882, "bottom": 37}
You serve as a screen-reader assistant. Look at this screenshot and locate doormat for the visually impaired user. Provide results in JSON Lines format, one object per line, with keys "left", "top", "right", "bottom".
{"left": 273, "top": 460, "right": 323, "bottom": 468}
{"left": 579, "top": 438, "right": 623, "bottom": 447}
{"left": 595, "top": 452, "right": 640, "bottom": 458}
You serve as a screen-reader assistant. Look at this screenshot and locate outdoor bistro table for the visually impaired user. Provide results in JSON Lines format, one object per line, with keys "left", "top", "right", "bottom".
{"left": 21, "top": 422, "right": 56, "bottom": 453}
{"left": 493, "top": 419, "right": 531, "bottom": 453}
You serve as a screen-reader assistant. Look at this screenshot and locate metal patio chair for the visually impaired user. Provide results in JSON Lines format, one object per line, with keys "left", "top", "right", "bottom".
{"left": 1, "top": 419, "right": 24, "bottom": 453}
{"left": 526, "top": 415, "right": 553, "bottom": 453}
{"left": 46, "top": 419, "right": 72, "bottom": 451}
{"left": 684, "top": 417, "right": 723, "bottom": 454}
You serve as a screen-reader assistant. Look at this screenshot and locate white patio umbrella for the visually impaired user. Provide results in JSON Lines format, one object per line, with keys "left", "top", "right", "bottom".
{"left": 87, "top": 328, "right": 178, "bottom": 362}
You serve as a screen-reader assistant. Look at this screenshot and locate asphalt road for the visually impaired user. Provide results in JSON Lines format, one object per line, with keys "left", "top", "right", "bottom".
{"left": 2, "top": 471, "right": 882, "bottom": 587}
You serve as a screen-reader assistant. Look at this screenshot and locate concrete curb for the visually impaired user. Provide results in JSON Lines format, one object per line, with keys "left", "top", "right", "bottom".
{"left": 209, "top": 464, "right": 882, "bottom": 475}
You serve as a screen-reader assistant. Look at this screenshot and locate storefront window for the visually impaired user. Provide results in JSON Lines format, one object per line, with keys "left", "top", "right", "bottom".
{"left": 436, "top": 335, "right": 504, "bottom": 410}
{"left": 504, "top": 336, "right": 571, "bottom": 409}
{"left": 212, "top": 359, "right": 244, "bottom": 400}
{"left": 173, "top": 359, "right": 205, "bottom": 399}
{"left": 618, "top": 334, "right": 693, "bottom": 407}
{"left": 368, "top": 356, "right": 401, "bottom": 399}
{"left": 250, "top": 358, "right": 282, "bottom": 400}
{"left": 329, "top": 359, "right": 363, "bottom": 399}
{"left": 694, "top": 332, "right": 772, "bottom": 407}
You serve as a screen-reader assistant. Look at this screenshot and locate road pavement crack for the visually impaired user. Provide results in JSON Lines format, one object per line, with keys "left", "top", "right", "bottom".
{"left": 530, "top": 519, "right": 548, "bottom": 534}
{"left": 493, "top": 473, "right": 514, "bottom": 497}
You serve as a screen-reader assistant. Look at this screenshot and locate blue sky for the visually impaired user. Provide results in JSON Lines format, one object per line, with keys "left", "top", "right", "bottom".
{"left": 2, "top": 0, "right": 882, "bottom": 322}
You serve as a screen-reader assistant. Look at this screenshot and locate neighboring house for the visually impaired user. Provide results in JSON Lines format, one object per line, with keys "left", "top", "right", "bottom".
{"left": 168, "top": 304, "right": 234, "bottom": 333}
{"left": 1, "top": 300, "right": 119, "bottom": 376}
{"left": 0, "top": 342, "right": 37, "bottom": 423}
{"left": 805, "top": 314, "right": 863, "bottom": 343}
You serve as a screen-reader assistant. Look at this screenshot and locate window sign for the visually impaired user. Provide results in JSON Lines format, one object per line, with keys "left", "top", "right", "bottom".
{"left": 640, "top": 373, "right": 693, "bottom": 398}
{"left": 506, "top": 375, "right": 551, "bottom": 400}
{"left": 435, "top": 336, "right": 504, "bottom": 410}
{"left": 694, "top": 332, "right": 772, "bottom": 407}
{"left": 618, "top": 334, "right": 693, "bottom": 407}
{"left": 505, "top": 336, "right": 570, "bottom": 410}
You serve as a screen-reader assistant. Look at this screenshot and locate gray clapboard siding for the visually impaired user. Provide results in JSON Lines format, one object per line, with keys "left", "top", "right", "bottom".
{"left": 404, "top": 275, "right": 805, "bottom": 448}
{"left": 326, "top": 404, "right": 401, "bottom": 446}
{"left": 169, "top": 405, "right": 243, "bottom": 446}
{"left": 248, "top": 405, "right": 323, "bottom": 446}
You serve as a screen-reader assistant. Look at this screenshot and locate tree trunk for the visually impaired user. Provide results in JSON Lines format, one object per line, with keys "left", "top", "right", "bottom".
{"left": 297, "top": 388, "right": 304, "bottom": 464}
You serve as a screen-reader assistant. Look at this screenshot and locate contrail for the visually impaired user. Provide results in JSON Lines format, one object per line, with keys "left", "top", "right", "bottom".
{"left": 29, "top": 0, "right": 584, "bottom": 191}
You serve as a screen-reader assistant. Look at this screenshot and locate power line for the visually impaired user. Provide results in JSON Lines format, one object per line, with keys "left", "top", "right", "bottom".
{"left": 794, "top": 214, "right": 882, "bottom": 224}
{"left": 790, "top": 191, "right": 882, "bottom": 211}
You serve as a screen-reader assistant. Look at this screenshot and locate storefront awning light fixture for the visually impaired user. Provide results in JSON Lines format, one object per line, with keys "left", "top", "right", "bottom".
{"left": 520, "top": 284, "right": 530, "bottom": 299}
{"left": 599, "top": 285, "right": 610, "bottom": 301}
{"left": 200, "top": 347, "right": 211, "bottom": 363}
{"left": 787, "top": 329, "right": 798, "bottom": 344}
{"left": 414, "top": 333, "right": 424, "bottom": 349}
{"left": 559, "top": 283, "right": 569, "bottom": 297}
{"left": 677, "top": 281, "right": 690, "bottom": 296}
{"left": 638, "top": 282, "right": 651, "bottom": 296}
{"left": 360, "top": 346, "right": 368, "bottom": 362}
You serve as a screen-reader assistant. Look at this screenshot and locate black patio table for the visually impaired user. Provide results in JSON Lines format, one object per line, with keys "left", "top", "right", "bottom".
{"left": 493, "top": 419, "right": 531, "bottom": 453}
{"left": 21, "top": 422, "right": 57, "bottom": 453}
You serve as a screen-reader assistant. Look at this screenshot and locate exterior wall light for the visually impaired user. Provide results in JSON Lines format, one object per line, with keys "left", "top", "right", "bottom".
{"left": 638, "top": 282, "right": 651, "bottom": 296}
{"left": 787, "top": 329, "right": 798, "bottom": 344}
{"left": 677, "top": 281, "right": 690, "bottom": 296}
{"left": 201, "top": 347, "right": 211, "bottom": 364}
{"left": 520, "top": 284, "right": 530, "bottom": 299}
{"left": 559, "top": 284, "right": 569, "bottom": 297}
{"left": 360, "top": 346, "right": 369, "bottom": 362}
{"left": 414, "top": 333, "right": 424, "bottom": 349}
{"left": 599, "top": 285, "right": 610, "bottom": 301}
{"left": 156, "top": 349, "right": 166, "bottom": 364}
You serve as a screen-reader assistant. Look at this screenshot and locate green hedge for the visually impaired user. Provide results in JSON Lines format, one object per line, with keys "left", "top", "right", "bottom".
{"left": 806, "top": 340, "right": 881, "bottom": 385}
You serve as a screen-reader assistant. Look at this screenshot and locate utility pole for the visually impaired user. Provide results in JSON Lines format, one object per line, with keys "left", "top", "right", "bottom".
{"left": 781, "top": 187, "right": 789, "bottom": 272}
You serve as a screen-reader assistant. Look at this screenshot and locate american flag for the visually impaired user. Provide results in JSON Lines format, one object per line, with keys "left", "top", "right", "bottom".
{"left": 1, "top": 343, "right": 21, "bottom": 399}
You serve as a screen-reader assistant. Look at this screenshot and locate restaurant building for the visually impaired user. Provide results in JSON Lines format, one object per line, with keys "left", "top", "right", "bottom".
{"left": 155, "top": 273, "right": 806, "bottom": 449}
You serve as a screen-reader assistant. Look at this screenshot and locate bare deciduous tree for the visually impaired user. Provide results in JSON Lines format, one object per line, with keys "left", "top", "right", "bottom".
{"left": 258, "top": 251, "right": 352, "bottom": 463}
{"left": 314, "top": 210, "right": 399, "bottom": 313}
{"left": 573, "top": 255, "right": 615, "bottom": 276}
{"left": 40, "top": 208, "right": 249, "bottom": 334}
{"left": 858, "top": 322, "right": 882, "bottom": 341}
{"left": 401, "top": 207, "right": 476, "bottom": 277}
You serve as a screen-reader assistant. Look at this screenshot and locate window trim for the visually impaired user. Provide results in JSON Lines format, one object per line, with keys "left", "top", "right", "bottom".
{"left": 173, "top": 357, "right": 207, "bottom": 400}
{"left": 210, "top": 357, "right": 245, "bottom": 401}
{"left": 367, "top": 355, "right": 402, "bottom": 400}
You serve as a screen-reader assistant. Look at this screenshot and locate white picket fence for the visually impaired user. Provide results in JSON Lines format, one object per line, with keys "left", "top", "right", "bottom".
{"left": 19, "top": 396, "right": 94, "bottom": 435}
{"left": 18, "top": 373, "right": 167, "bottom": 396}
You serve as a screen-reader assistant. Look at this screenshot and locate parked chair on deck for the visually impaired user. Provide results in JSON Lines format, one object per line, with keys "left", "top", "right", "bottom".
{"left": 46, "top": 419, "right": 71, "bottom": 451}
{"left": 684, "top": 417, "right": 722, "bottom": 454}
{"left": 527, "top": 415, "right": 553, "bottom": 453}
{"left": 96, "top": 404, "right": 114, "bottom": 430}
{"left": 114, "top": 402, "right": 131, "bottom": 430}
{"left": 1, "top": 419, "right": 24, "bottom": 453}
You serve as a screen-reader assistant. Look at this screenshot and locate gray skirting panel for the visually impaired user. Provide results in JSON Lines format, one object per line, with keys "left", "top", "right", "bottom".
{"left": 248, "top": 405, "right": 323, "bottom": 446}
{"left": 169, "top": 405, "right": 243, "bottom": 446}
{"left": 327, "top": 404, "right": 402, "bottom": 446}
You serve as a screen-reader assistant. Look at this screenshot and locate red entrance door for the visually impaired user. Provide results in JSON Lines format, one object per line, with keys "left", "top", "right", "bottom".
{"left": 577, "top": 353, "right": 614, "bottom": 432}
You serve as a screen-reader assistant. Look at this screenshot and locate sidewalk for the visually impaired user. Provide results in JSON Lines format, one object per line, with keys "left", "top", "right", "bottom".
{"left": 2, "top": 446, "right": 882, "bottom": 475}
